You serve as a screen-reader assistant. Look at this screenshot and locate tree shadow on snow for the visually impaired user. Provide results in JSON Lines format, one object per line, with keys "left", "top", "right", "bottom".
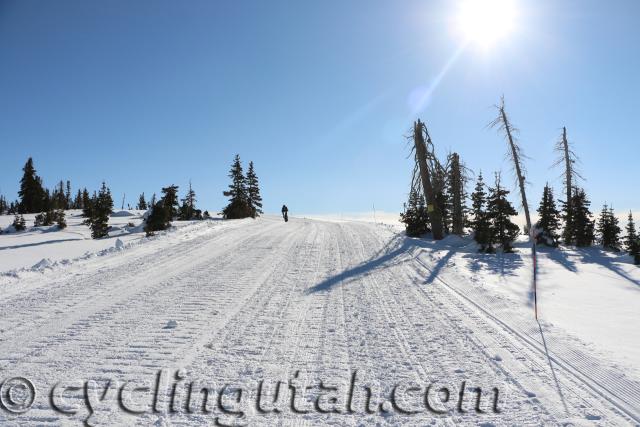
{"left": 577, "top": 248, "right": 640, "bottom": 287}
{"left": 0, "top": 237, "right": 83, "bottom": 251}
{"left": 536, "top": 322, "right": 570, "bottom": 416}
{"left": 538, "top": 246, "right": 578, "bottom": 273}
{"left": 462, "top": 251, "right": 524, "bottom": 277}
{"left": 306, "top": 234, "right": 422, "bottom": 294}
{"left": 424, "top": 249, "right": 455, "bottom": 284}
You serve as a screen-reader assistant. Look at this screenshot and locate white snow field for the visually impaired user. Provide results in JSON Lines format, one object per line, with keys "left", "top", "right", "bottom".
{"left": 0, "top": 214, "right": 639, "bottom": 426}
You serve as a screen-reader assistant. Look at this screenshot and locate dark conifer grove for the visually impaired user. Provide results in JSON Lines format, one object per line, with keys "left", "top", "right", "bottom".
{"left": 400, "top": 189, "right": 429, "bottom": 237}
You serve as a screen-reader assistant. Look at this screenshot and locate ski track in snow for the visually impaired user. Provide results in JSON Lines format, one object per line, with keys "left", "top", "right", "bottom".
{"left": 0, "top": 216, "right": 638, "bottom": 426}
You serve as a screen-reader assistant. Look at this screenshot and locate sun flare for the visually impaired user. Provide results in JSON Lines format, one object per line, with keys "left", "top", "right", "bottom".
{"left": 456, "top": 0, "right": 517, "bottom": 47}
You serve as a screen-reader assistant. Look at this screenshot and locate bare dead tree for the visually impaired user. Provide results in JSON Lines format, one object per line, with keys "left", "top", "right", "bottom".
{"left": 411, "top": 119, "right": 446, "bottom": 240}
{"left": 489, "top": 96, "right": 532, "bottom": 234}
{"left": 552, "top": 126, "right": 584, "bottom": 244}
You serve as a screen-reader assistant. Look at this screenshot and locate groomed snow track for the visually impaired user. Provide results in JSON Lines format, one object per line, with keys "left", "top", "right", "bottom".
{"left": 0, "top": 216, "right": 637, "bottom": 426}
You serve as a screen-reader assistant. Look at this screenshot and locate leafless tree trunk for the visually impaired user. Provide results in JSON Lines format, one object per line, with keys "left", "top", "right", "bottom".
{"left": 413, "top": 119, "right": 445, "bottom": 240}
{"left": 490, "top": 97, "right": 531, "bottom": 234}
{"left": 553, "top": 126, "right": 583, "bottom": 244}
{"left": 448, "top": 152, "right": 467, "bottom": 235}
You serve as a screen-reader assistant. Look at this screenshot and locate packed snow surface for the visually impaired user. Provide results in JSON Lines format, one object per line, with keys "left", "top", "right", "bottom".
{"left": 0, "top": 214, "right": 639, "bottom": 425}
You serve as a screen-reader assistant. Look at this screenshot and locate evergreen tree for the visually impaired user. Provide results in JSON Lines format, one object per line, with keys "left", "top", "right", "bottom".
{"left": 90, "top": 182, "right": 113, "bottom": 239}
{"left": 56, "top": 209, "right": 67, "bottom": 229}
{"left": 144, "top": 201, "right": 171, "bottom": 236}
{"left": 81, "top": 188, "right": 91, "bottom": 215}
{"left": 34, "top": 210, "right": 56, "bottom": 227}
{"left": 149, "top": 193, "right": 157, "bottom": 207}
{"left": 82, "top": 191, "right": 96, "bottom": 223}
{"left": 486, "top": 173, "right": 520, "bottom": 253}
{"left": 144, "top": 185, "right": 182, "bottom": 234}
{"left": 12, "top": 213, "right": 26, "bottom": 231}
{"left": 179, "top": 182, "right": 201, "bottom": 220}
{"left": 535, "top": 184, "right": 561, "bottom": 246}
{"left": 53, "top": 180, "right": 66, "bottom": 210}
{"left": 137, "top": 193, "right": 148, "bottom": 210}
{"left": 625, "top": 212, "right": 638, "bottom": 254}
{"left": 400, "top": 189, "right": 430, "bottom": 237}
{"left": 625, "top": 212, "right": 640, "bottom": 265}
{"left": 161, "top": 185, "right": 179, "bottom": 219}
{"left": 436, "top": 190, "right": 451, "bottom": 234}
{"left": 596, "top": 204, "right": 621, "bottom": 251}
{"left": 447, "top": 153, "right": 467, "bottom": 235}
{"left": 470, "top": 172, "right": 492, "bottom": 252}
{"left": 42, "top": 188, "right": 52, "bottom": 212}
{"left": 18, "top": 157, "right": 46, "bottom": 213}
{"left": 222, "top": 155, "right": 251, "bottom": 219}
{"left": 246, "top": 161, "right": 263, "bottom": 218}
{"left": 65, "top": 180, "right": 72, "bottom": 209}
{"left": 0, "top": 195, "right": 6, "bottom": 214}
{"left": 73, "top": 189, "right": 83, "bottom": 209}
{"left": 571, "top": 188, "right": 595, "bottom": 247}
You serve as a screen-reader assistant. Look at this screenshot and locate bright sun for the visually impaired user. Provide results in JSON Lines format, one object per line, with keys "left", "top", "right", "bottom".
{"left": 456, "top": 0, "right": 517, "bottom": 47}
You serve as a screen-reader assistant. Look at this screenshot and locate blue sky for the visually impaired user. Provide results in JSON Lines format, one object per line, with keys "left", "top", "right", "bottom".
{"left": 1, "top": 0, "right": 638, "bottom": 217}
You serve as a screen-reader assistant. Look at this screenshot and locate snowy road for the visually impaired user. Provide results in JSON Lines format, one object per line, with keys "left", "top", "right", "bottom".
{"left": 0, "top": 216, "right": 638, "bottom": 425}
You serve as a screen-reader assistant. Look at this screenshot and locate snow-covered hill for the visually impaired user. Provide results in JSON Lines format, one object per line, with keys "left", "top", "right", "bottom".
{"left": 0, "top": 214, "right": 638, "bottom": 425}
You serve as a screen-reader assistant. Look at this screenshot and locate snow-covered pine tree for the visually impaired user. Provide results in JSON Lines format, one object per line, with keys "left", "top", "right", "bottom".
{"left": 596, "top": 204, "right": 621, "bottom": 251}
{"left": 137, "top": 193, "right": 148, "bottom": 210}
{"left": 487, "top": 172, "right": 520, "bottom": 253}
{"left": 56, "top": 209, "right": 66, "bottom": 229}
{"left": 90, "top": 182, "right": 113, "bottom": 239}
{"left": 571, "top": 188, "right": 595, "bottom": 247}
{"left": 18, "top": 157, "right": 46, "bottom": 213}
{"left": 470, "top": 172, "right": 492, "bottom": 252}
{"left": 34, "top": 210, "right": 55, "bottom": 227}
{"left": 12, "top": 213, "right": 26, "bottom": 231}
{"left": 400, "top": 189, "right": 429, "bottom": 237}
{"left": 447, "top": 152, "right": 467, "bottom": 235}
{"left": 222, "top": 155, "right": 251, "bottom": 219}
{"left": 246, "top": 161, "right": 263, "bottom": 218}
{"left": 535, "top": 183, "right": 561, "bottom": 246}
